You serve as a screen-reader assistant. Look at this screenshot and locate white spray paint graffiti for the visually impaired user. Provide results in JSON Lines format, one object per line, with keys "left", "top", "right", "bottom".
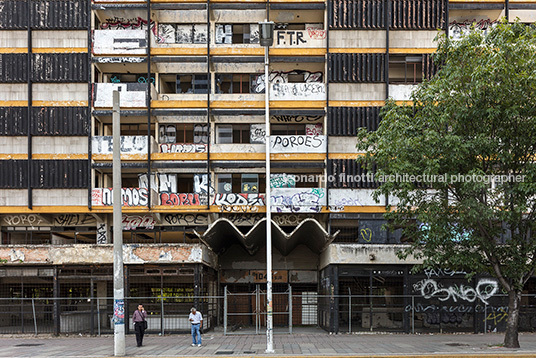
{"left": 271, "top": 188, "right": 326, "bottom": 213}
{"left": 250, "top": 124, "right": 266, "bottom": 144}
{"left": 92, "top": 136, "right": 148, "bottom": 155}
{"left": 415, "top": 278, "right": 499, "bottom": 305}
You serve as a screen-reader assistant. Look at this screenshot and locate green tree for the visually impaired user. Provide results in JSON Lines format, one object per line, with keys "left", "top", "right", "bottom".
{"left": 356, "top": 20, "right": 536, "bottom": 348}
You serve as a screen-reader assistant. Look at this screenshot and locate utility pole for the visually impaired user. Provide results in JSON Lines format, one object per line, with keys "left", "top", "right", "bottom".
{"left": 112, "top": 90, "right": 125, "bottom": 356}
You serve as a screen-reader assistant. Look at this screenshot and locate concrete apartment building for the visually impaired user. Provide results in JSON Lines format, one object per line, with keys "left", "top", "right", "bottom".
{"left": 0, "top": 0, "right": 535, "bottom": 335}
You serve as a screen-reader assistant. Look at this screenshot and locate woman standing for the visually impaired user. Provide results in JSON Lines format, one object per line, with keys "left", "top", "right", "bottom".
{"left": 132, "top": 304, "right": 147, "bottom": 347}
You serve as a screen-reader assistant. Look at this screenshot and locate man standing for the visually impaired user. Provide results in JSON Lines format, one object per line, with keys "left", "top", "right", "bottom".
{"left": 132, "top": 304, "right": 147, "bottom": 347}
{"left": 188, "top": 307, "right": 203, "bottom": 347}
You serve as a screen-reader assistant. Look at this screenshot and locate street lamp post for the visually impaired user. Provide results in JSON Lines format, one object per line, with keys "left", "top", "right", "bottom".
{"left": 259, "top": 20, "right": 275, "bottom": 354}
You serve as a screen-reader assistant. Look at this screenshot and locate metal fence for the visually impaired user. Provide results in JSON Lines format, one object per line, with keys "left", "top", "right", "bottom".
{"left": 1, "top": 294, "right": 535, "bottom": 335}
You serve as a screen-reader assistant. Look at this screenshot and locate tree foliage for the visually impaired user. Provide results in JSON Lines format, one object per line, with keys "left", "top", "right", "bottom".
{"left": 356, "top": 20, "right": 536, "bottom": 347}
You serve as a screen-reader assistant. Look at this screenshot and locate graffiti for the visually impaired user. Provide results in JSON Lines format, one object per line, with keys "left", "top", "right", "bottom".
{"left": 95, "top": 57, "right": 146, "bottom": 64}
{"left": 92, "top": 188, "right": 149, "bottom": 207}
{"left": 274, "top": 214, "right": 312, "bottom": 226}
{"left": 414, "top": 278, "right": 499, "bottom": 305}
{"left": 252, "top": 70, "right": 323, "bottom": 94}
{"left": 271, "top": 82, "right": 326, "bottom": 100}
{"left": 92, "top": 136, "right": 148, "bottom": 155}
{"left": 213, "top": 193, "right": 265, "bottom": 206}
{"left": 158, "top": 174, "right": 177, "bottom": 193}
{"left": 110, "top": 76, "right": 121, "bottom": 83}
{"left": 100, "top": 17, "right": 152, "bottom": 30}
{"left": 160, "top": 143, "right": 207, "bottom": 153}
{"left": 163, "top": 213, "right": 208, "bottom": 225}
{"left": 272, "top": 115, "right": 323, "bottom": 123}
{"left": 276, "top": 30, "right": 307, "bottom": 46}
{"left": 270, "top": 174, "right": 296, "bottom": 188}
{"left": 138, "top": 174, "right": 158, "bottom": 192}
{"left": 96, "top": 223, "right": 107, "bottom": 244}
{"left": 113, "top": 299, "right": 125, "bottom": 325}
{"left": 449, "top": 19, "right": 497, "bottom": 40}
{"left": 122, "top": 215, "right": 155, "bottom": 230}
{"left": 305, "top": 123, "right": 322, "bottom": 136}
{"left": 424, "top": 268, "right": 468, "bottom": 278}
{"left": 54, "top": 214, "right": 95, "bottom": 226}
{"left": 328, "top": 205, "right": 344, "bottom": 212}
{"left": 271, "top": 188, "right": 326, "bottom": 213}
{"left": 404, "top": 303, "right": 508, "bottom": 327}
{"left": 160, "top": 193, "right": 202, "bottom": 206}
{"left": 220, "top": 205, "right": 259, "bottom": 213}
{"left": 2, "top": 215, "right": 44, "bottom": 226}
{"left": 360, "top": 228, "right": 372, "bottom": 242}
{"left": 137, "top": 76, "right": 155, "bottom": 84}
{"left": 486, "top": 307, "right": 508, "bottom": 325}
{"left": 250, "top": 124, "right": 266, "bottom": 144}
{"left": 306, "top": 26, "right": 326, "bottom": 40}
{"left": 271, "top": 135, "right": 326, "bottom": 153}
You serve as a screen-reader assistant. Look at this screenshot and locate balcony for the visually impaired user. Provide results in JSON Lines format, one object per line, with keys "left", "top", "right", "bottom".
{"left": 273, "top": 26, "right": 326, "bottom": 48}
{"left": 270, "top": 135, "right": 326, "bottom": 154}
{"left": 92, "top": 188, "right": 158, "bottom": 207}
{"left": 270, "top": 82, "right": 326, "bottom": 101}
{"left": 271, "top": 187, "right": 326, "bottom": 213}
{"left": 93, "top": 83, "right": 157, "bottom": 108}
{"left": 92, "top": 136, "right": 157, "bottom": 156}
{"left": 93, "top": 29, "right": 147, "bottom": 55}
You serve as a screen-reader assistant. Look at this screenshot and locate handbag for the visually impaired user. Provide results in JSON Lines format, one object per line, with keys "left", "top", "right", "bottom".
{"left": 143, "top": 320, "right": 148, "bottom": 330}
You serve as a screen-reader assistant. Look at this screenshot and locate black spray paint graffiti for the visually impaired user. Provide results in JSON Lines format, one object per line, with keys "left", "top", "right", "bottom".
{"left": 54, "top": 214, "right": 95, "bottom": 226}
{"left": 163, "top": 214, "right": 208, "bottom": 225}
{"left": 251, "top": 70, "right": 323, "bottom": 94}
{"left": 272, "top": 135, "right": 324, "bottom": 149}
{"left": 212, "top": 193, "right": 265, "bottom": 206}
{"left": 272, "top": 115, "right": 323, "bottom": 123}
{"left": 96, "top": 223, "right": 107, "bottom": 244}
{"left": 99, "top": 17, "right": 159, "bottom": 39}
{"left": 2, "top": 215, "right": 44, "bottom": 226}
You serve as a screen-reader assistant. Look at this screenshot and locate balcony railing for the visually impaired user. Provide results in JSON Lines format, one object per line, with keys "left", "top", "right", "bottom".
{"left": 270, "top": 82, "right": 326, "bottom": 101}
{"left": 92, "top": 136, "right": 157, "bottom": 155}
{"left": 271, "top": 187, "right": 326, "bottom": 213}
{"left": 93, "top": 83, "right": 156, "bottom": 108}
{"left": 270, "top": 135, "right": 326, "bottom": 154}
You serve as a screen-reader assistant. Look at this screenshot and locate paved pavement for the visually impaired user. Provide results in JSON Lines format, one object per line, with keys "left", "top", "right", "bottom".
{"left": 3, "top": 328, "right": 536, "bottom": 357}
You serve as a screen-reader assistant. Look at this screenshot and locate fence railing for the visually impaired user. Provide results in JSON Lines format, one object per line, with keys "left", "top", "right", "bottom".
{"left": 1, "top": 294, "right": 535, "bottom": 335}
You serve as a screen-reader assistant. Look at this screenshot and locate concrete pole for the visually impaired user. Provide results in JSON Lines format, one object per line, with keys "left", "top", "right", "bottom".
{"left": 112, "top": 90, "right": 125, "bottom": 356}
{"left": 264, "top": 43, "right": 274, "bottom": 354}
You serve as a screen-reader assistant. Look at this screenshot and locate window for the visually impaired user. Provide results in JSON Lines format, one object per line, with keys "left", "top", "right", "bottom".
{"left": 158, "top": 24, "right": 207, "bottom": 44}
{"left": 218, "top": 174, "right": 265, "bottom": 193}
{"left": 216, "top": 74, "right": 255, "bottom": 94}
{"left": 215, "top": 24, "right": 259, "bottom": 44}
{"left": 389, "top": 55, "right": 423, "bottom": 84}
{"left": 271, "top": 124, "right": 305, "bottom": 136}
{"left": 217, "top": 124, "right": 250, "bottom": 144}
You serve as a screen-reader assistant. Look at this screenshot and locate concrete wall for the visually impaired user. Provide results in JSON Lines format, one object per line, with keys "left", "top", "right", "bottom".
{"left": 328, "top": 136, "right": 357, "bottom": 153}
{"left": 0, "top": 190, "right": 27, "bottom": 206}
{"left": 155, "top": 62, "right": 208, "bottom": 74}
{"left": 328, "top": 189, "right": 384, "bottom": 207}
{"left": 212, "top": 10, "right": 264, "bottom": 23}
{"left": 211, "top": 143, "right": 265, "bottom": 153}
{"left": 329, "top": 30, "right": 386, "bottom": 48}
{"left": 329, "top": 83, "right": 386, "bottom": 101}
{"left": 32, "top": 31, "right": 87, "bottom": 48}
{"left": 33, "top": 137, "right": 88, "bottom": 154}
{"left": 0, "top": 244, "right": 218, "bottom": 268}
{"left": 0, "top": 84, "right": 28, "bottom": 101}
{"left": 389, "top": 30, "right": 438, "bottom": 48}
{"left": 33, "top": 189, "right": 88, "bottom": 206}
{"left": 219, "top": 244, "right": 319, "bottom": 270}
{"left": 0, "top": 137, "right": 26, "bottom": 154}
{"left": 156, "top": 10, "right": 207, "bottom": 23}
{"left": 0, "top": 31, "right": 27, "bottom": 47}
{"left": 320, "top": 244, "right": 421, "bottom": 269}
{"left": 34, "top": 84, "right": 88, "bottom": 102}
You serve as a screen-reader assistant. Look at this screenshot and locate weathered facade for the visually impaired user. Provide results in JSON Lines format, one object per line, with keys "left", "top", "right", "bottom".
{"left": 0, "top": 0, "right": 534, "bottom": 335}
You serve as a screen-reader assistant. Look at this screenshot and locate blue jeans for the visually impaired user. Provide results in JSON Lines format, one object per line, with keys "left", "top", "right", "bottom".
{"left": 191, "top": 323, "right": 201, "bottom": 345}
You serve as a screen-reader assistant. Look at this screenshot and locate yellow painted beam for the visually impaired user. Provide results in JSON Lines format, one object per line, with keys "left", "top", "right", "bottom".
{"left": 0, "top": 48, "right": 26, "bottom": 53}
{"left": 92, "top": 154, "right": 148, "bottom": 161}
{"left": 151, "top": 100, "right": 208, "bottom": 108}
{"left": 330, "top": 48, "right": 435, "bottom": 54}
{"left": 0, "top": 101, "right": 89, "bottom": 107}
{"left": 269, "top": 48, "right": 326, "bottom": 56}
{"left": 0, "top": 154, "right": 27, "bottom": 160}
{"left": 329, "top": 101, "right": 385, "bottom": 107}
{"left": 211, "top": 48, "right": 264, "bottom": 56}
{"left": 328, "top": 153, "right": 366, "bottom": 160}
{"left": 32, "top": 48, "right": 88, "bottom": 53}
{"left": 210, "top": 153, "right": 266, "bottom": 161}
{"left": 32, "top": 154, "right": 89, "bottom": 160}
{"left": 271, "top": 153, "right": 325, "bottom": 161}
{"left": 151, "top": 48, "right": 207, "bottom": 55}
{"left": 450, "top": 0, "right": 504, "bottom": 2}
{"left": 151, "top": 100, "right": 325, "bottom": 109}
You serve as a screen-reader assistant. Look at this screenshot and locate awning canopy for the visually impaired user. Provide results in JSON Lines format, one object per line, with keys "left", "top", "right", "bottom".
{"left": 195, "top": 218, "right": 337, "bottom": 256}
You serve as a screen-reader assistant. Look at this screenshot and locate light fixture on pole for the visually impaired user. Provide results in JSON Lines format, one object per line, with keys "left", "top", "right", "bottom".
{"left": 258, "top": 19, "right": 274, "bottom": 354}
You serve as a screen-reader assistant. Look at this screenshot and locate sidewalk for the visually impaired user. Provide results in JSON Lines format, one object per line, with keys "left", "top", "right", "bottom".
{"left": 2, "top": 328, "right": 536, "bottom": 358}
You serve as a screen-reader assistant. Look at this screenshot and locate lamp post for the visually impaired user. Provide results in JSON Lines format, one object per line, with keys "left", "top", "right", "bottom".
{"left": 259, "top": 20, "right": 275, "bottom": 354}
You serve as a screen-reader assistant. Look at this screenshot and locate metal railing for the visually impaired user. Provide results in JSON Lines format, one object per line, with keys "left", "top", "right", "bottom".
{"left": 1, "top": 293, "right": 535, "bottom": 335}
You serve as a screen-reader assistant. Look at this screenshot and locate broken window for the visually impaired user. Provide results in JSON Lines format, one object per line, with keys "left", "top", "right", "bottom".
{"left": 217, "top": 124, "right": 250, "bottom": 144}
{"left": 160, "top": 74, "right": 209, "bottom": 94}
{"left": 216, "top": 74, "right": 255, "bottom": 94}
{"left": 217, "top": 173, "right": 265, "bottom": 193}
{"left": 215, "top": 24, "right": 259, "bottom": 44}
{"left": 388, "top": 55, "right": 423, "bottom": 84}
{"left": 157, "top": 24, "right": 207, "bottom": 44}
{"left": 271, "top": 124, "right": 306, "bottom": 136}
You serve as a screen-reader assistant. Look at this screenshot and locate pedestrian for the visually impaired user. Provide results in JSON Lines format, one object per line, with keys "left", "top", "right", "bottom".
{"left": 132, "top": 304, "right": 147, "bottom": 347}
{"left": 188, "top": 307, "right": 203, "bottom": 347}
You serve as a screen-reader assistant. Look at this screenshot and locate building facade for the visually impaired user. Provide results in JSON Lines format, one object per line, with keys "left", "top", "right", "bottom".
{"left": 0, "top": 0, "right": 535, "bottom": 335}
